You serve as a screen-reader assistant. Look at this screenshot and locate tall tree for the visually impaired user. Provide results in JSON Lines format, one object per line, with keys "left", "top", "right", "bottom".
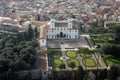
{"left": 34, "top": 27, "right": 39, "bottom": 38}
{"left": 108, "top": 65, "right": 119, "bottom": 80}
{"left": 114, "top": 26, "right": 120, "bottom": 44}
{"left": 16, "top": 33, "right": 22, "bottom": 42}
{"left": 76, "top": 66, "right": 85, "bottom": 80}
{"left": 28, "top": 25, "right": 34, "bottom": 40}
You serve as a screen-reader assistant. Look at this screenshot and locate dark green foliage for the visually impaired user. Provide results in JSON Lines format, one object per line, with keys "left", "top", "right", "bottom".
{"left": 59, "top": 63, "right": 66, "bottom": 70}
{"left": 34, "top": 27, "right": 39, "bottom": 38}
{"left": 103, "top": 45, "right": 120, "bottom": 58}
{"left": 68, "top": 61, "right": 75, "bottom": 69}
{"left": 23, "top": 73, "right": 32, "bottom": 80}
{"left": 98, "top": 69, "right": 107, "bottom": 80}
{"left": 27, "top": 25, "right": 34, "bottom": 40}
{"left": 108, "top": 65, "right": 119, "bottom": 80}
{"left": 0, "top": 27, "right": 39, "bottom": 80}
{"left": 46, "top": 49, "right": 61, "bottom": 57}
{"left": 16, "top": 26, "right": 39, "bottom": 42}
{"left": 0, "top": 32, "right": 37, "bottom": 78}
{"left": 76, "top": 66, "right": 85, "bottom": 80}
{"left": 93, "top": 27, "right": 107, "bottom": 34}
{"left": 114, "top": 26, "right": 120, "bottom": 44}
{"left": 87, "top": 22, "right": 98, "bottom": 27}
{"left": 77, "top": 48, "right": 92, "bottom": 54}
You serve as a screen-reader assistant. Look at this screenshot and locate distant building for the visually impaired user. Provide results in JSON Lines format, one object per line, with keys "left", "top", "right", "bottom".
{"left": 39, "top": 19, "right": 79, "bottom": 47}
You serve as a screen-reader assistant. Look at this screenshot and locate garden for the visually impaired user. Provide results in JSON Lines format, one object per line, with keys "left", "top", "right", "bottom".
{"left": 91, "top": 34, "right": 114, "bottom": 47}
{"left": 80, "top": 53, "right": 91, "bottom": 58}
{"left": 47, "top": 49, "right": 97, "bottom": 70}
{"left": 66, "top": 50, "right": 77, "bottom": 58}
{"left": 91, "top": 32, "right": 120, "bottom": 66}
{"left": 54, "top": 59, "right": 63, "bottom": 67}
{"left": 103, "top": 54, "right": 120, "bottom": 66}
{"left": 78, "top": 48, "right": 96, "bottom": 67}
{"left": 83, "top": 58, "right": 96, "bottom": 67}
{"left": 68, "top": 59, "right": 80, "bottom": 67}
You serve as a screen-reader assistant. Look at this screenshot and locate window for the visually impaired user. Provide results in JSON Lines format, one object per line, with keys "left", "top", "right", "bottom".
{"left": 44, "top": 72, "right": 46, "bottom": 74}
{"left": 69, "top": 31, "right": 71, "bottom": 32}
{"left": 75, "top": 31, "right": 77, "bottom": 33}
{"left": 69, "top": 35, "right": 71, "bottom": 38}
{"left": 75, "top": 35, "right": 77, "bottom": 38}
{"left": 42, "top": 40, "right": 44, "bottom": 42}
{"left": 52, "top": 31, "right": 54, "bottom": 32}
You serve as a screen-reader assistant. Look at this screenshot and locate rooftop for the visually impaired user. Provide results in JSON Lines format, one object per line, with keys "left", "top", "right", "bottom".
{"left": 55, "top": 22, "right": 68, "bottom": 27}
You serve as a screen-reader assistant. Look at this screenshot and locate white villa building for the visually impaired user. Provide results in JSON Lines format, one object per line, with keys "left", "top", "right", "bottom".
{"left": 39, "top": 19, "right": 79, "bottom": 47}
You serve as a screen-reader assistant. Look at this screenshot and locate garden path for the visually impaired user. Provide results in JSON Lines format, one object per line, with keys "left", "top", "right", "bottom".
{"left": 35, "top": 48, "right": 47, "bottom": 70}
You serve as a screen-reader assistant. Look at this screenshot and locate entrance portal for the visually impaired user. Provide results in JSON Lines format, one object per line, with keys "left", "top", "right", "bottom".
{"left": 60, "top": 32, "right": 63, "bottom": 38}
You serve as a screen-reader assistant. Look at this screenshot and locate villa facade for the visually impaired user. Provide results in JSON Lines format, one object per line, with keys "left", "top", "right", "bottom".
{"left": 40, "top": 19, "right": 79, "bottom": 47}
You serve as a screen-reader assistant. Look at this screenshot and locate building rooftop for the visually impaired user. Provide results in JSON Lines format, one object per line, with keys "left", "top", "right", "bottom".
{"left": 40, "top": 22, "right": 50, "bottom": 39}
{"left": 55, "top": 22, "right": 68, "bottom": 27}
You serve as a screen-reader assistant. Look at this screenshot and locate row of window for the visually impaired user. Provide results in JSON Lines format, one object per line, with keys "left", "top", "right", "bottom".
{"left": 47, "top": 30, "right": 78, "bottom": 33}
{"left": 52, "top": 27, "right": 73, "bottom": 30}
{"left": 47, "top": 35, "right": 78, "bottom": 38}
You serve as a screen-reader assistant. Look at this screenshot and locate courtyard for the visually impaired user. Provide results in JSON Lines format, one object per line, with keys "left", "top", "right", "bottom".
{"left": 47, "top": 36, "right": 89, "bottom": 49}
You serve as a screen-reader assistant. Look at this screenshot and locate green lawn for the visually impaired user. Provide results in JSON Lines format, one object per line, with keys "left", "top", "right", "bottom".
{"left": 54, "top": 59, "right": 63, "bottom": 68}
{"left": 83, "top": 58, "right": 96, "bottom": 67}
{"left": 80, "top": 53, "right": 91, "bottom": 58}
{"left": 66, "top": 51, "right": 76, "bottom": 58}
{"left": 106, "top": 58, "right": 120, "bottom": 65}
{"left": 68, "top": 59, "right": 80, "bottom": 67}
{"left": 91, "top": 34, "right": 114, "bottom": 44}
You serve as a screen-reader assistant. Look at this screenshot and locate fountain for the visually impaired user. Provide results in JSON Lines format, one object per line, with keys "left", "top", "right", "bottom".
{"left": 60, "top": 56, "right": 69, "bottom": 61}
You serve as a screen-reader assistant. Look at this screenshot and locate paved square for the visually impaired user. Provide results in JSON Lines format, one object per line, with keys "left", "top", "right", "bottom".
{"left": 47, "top": 36, "right": 89, "bottom": 49}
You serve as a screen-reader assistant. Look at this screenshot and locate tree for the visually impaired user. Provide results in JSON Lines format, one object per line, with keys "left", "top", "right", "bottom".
{"left": 69, "top": 62, "right": 75, "bottom": 70}
{"left": 114, "top": 26, "right": 120, "bottom": 44}
{"left": 0, "top": 40, "right": 5, "bottom": 49}
{"left": 27, "top": 54, "right": 36, "bottom": 66}
{"left": 0, "top": 59, "right": 9, "bottom": 71}
{"left": 76, "top": 66, "right": 85, "bottom": 80}
{"left": 5, "top": 42, "right": 14, "bottom": 47}
{"left": 93, "top": 27, "right": 107, "bottom": 34}
{"left": 34, "top": 27, "right": 39, "bottom": 38}
{"left": 59, "top": 63, "right": 66, "bottom": 80}
{"left": 98, "top": 69, "right": 107, "bottom": 80}
{"left": 59, "top": 63, "right": 66, "bottom": 70}
{"left": 27, "top": 25, "right": 34, "bottom": 40}
{"left": 0, "top": 32, "right": 37, "bottom": 79}
{"left": 23, "top": 73, "right": 32, "bottom": 80}
{"left": 46, "top": 49, "right": 54, "bottom": 57}
{"left": 87, "top": 22, "right": 98, "bottom": 27}
{"left": 22, "top": 32, "right": 28, "bottom": 41}
{"left": 16, "top": 33, "right": 22, "bottom": 42}
{"left": 77, "top": 48, "right": 92, "bottom": 54}
{"left": 108, "top": 65, "right": 119, "bottom": 80}
{"left": 103, "top": 45, "right": 120, "bottom": 58}
{"left": 6, "top": 69, "right": 18, "bottom": 80}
